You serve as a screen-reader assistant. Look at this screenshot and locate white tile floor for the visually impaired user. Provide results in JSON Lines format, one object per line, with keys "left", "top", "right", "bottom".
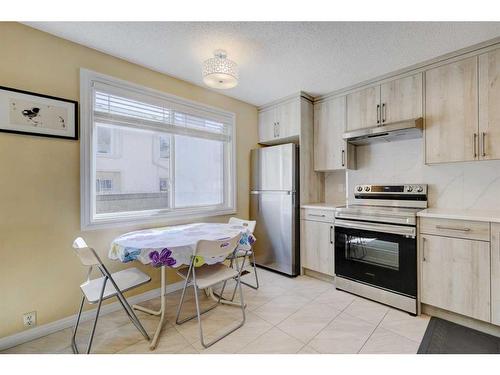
{"left": 1, "top": 267, "right": 429, "bottom": 354}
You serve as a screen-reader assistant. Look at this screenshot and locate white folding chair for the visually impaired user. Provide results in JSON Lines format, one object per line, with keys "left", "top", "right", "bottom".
{"left": 224, "top": 217, "right": 259, "bottom": 293}
{"left": 70, "top": 237, "right": 151, "bottom": 354}
{"left": 175, "top": 234, "right": 245, "bottom": 348}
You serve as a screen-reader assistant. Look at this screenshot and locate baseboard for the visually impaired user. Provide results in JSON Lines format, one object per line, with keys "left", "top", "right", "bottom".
{"left": 0, "top": 281, "right": 184, "bottom": 351}
{"left": 422, "top": 304, "right": 500, "bottom": 338}
{"left": 303, "top": 268, "right": 335, "bottom": 283}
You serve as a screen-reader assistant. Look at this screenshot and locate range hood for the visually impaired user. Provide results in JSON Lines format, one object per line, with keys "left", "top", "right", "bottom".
{"left": 343, "top": 118, "right": 423, "bottom": 145}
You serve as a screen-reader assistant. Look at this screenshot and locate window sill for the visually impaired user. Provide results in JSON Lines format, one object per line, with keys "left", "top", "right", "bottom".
{"left": 81, "top": 207, "right": 237, "bottom": 231}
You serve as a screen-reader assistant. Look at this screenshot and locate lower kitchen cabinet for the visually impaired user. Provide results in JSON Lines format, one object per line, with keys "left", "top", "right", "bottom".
{"left": 420, "top": 234, "right": 491, "bottom": 322}
{"left": 300, "top": 219, "right": 334, "bottom": 276}
{"left": 491, "top": 223, "right": 500, "bottom": 325}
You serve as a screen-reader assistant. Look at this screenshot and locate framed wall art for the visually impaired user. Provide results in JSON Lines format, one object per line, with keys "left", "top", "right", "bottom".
{"left": 0, "top": 86, "right": 78, "bottom": 140}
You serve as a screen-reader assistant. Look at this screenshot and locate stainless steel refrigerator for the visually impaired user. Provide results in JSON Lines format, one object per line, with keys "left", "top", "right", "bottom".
{"left": 249, "top": 143, "right": 299, "bottom": 276}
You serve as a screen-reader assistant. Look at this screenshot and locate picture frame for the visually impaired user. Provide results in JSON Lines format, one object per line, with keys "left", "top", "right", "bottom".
{"left": 0, "top": 85, "right": 78, "bottom": 140}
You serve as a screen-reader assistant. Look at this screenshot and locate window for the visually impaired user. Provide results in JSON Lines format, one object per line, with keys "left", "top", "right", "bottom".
{"left": 159, "top": 178, "right": 169, "bottom": 192}
{"left": 80, "top": 69, "right": 236, "bottom": 229}
{"left": 96, "top": 178, "right": 113, "bottom": 192}
{"left": 159, "top": 135, "right": 170, "bottom": 159}
{"left": 97, "top": 126, "right": 112, "bottom": 154}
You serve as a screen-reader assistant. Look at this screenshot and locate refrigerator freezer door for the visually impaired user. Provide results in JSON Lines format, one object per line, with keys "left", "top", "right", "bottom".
{"left": 250, "top": 191, "right": 299, "bottom": 275}
{"left": 250, "top": 144, "right": 296, "bottom": 192}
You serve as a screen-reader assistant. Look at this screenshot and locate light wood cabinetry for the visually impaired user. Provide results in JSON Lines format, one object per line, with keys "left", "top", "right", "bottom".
{"left": 313, "top": 96, "right": 354, "bottom": 171}
{"left": 420, "top": 233, "right": 490, "bottom": 322}
{"left": 380, "top": 73, "right": 423, "bottom": 124}
{"left": 419, "top": 217, "right": 490, "bottom": 242}
{"left": 300, "top": 216, "right": 334, "bottom": 276}
{"left": 277, "top": 98, "right": 300, "bottom": 139}
{"left": 346, "top": 73, "right": 423, "bottom": 131}
{"left": 479, "top": 48, "right": 500, "bottom": 161}
{"left": 258, "top": 98, "right": 300, "bottom": 144}
{"left": 258, "top": 108, "right": 276, "bottom": 143}
{"left": 301, "top": 207, "right": 335, "bottom": 222}
{"left": 346, "top": 86, "right": 380, "bottom": 131}
{"left": 491, "top": 223, "right": 500, "bottom": 325}
{"left": 425, "top": 57, "right": 479, "bottom": 164}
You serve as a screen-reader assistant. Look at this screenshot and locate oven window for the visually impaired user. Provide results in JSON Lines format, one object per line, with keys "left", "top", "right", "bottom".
{"left": 345, "top": 236, "right": 399, "bottom": 270}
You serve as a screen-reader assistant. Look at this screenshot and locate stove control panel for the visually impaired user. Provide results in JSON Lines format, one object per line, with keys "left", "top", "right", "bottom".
{"left": 354, "top": 184, "right": 427, "bottom": 195}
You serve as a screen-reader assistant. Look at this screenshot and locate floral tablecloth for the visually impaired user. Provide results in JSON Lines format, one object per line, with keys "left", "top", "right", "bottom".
{"left": 108, "top": 223, "right": 256, "bottom": 268}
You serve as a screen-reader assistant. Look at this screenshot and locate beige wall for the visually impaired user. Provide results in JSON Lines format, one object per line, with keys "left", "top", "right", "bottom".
{"left": 0, "top": 22, "right": 258, "bottom": 338}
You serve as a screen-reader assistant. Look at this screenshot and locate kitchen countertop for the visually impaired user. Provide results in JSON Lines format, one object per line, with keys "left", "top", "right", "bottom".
{"left": 301, "top": 202, "right": 344, "bottom": 211}
{"left": 417, "top": 208, "right": 500, "bottom": 223}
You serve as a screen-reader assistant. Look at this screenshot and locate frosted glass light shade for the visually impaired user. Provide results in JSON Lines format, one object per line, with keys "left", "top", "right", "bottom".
{"left": 202, "top": 50, "right": 239, "bottom": 89}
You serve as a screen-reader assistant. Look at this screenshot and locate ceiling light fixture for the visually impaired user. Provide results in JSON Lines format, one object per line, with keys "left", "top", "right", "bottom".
{"left": 202, "top": 49, "right": 239, "bottom": 89}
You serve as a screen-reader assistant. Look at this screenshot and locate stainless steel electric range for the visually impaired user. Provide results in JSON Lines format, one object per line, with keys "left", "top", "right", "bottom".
{"left": 334, "top": 184, "right": 427, "bottom": 315}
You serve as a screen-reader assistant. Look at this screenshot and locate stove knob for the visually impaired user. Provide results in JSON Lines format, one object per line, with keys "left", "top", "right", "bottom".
{"left": 356, "top": 186, "right": 363, "bottom": 192}
{"left": 364, "top": 186, "right": 370, "bottom": 192}
{"left": 406, "top": 186, "right": 413, "bottom": 192}
{"left": 416, "top": 186, "right": 423, "bottom": 193}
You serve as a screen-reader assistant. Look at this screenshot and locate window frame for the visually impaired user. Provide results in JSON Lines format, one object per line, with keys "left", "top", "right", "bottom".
{"left": 80, "top": 69, "right": 237, "bottom": 230}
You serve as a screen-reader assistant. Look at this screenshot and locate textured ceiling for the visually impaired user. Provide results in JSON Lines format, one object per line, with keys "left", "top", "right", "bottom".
{"left": 24, "top": 22, "right": 500, "bottom": 106}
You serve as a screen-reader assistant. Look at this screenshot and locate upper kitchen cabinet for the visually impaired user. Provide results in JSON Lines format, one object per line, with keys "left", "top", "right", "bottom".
{"left": 258, "top": 108, "right": 276, "bottom": 144}
{"left": 258, "top": 97, "right": 301, "bottom": 144}
{"left": 479, "top": 48, "right": 500, "bottom": 161}
{"left": 380, "top": 73, "right": 423, "bottom": 124}
{"left": 314, "top": 96, "right": 355, "bottom": 171}
{"left": 425, "top": 56, "right": 479, "bottom": 164}
{"left": 346, "top": 85, "right": 380, "bottom": 131}
{"left": 346, "top": 73, "right": 423, "bottom": 131}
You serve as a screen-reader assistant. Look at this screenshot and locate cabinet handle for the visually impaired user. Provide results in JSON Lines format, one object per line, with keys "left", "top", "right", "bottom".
{"left": 376, "top": 104, "right": 380, "bottom": 124}
{"left": 473, "top": 133, "right": 478, "bottom": 158}
{"left": 435, "top": 225, "right": 471, "bottom": 232}
{"left": 308, "top": 214, "right": 326, "bottom": 218}
{"left": 382, "top": 103, "right": 386, "bottom": 123}
{"left": 422, "top": 237, "right": 426, "bottom": 262}
{"left": 341, "top": 149, "right": 345, "bottom": 167}
{"left": 482, "top": 132, "right": 486, "bottom": 157}
{"left": 330, "top": 226, "right": 334, "bottom": 244}
{"left": 276, "top": 121, "right": 280, "bottom": 138}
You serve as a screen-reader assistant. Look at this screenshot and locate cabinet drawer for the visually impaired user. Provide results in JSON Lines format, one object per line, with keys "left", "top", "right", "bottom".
{"left": 419, "top": 217, "right": 490, "bottom": 241}
{"left": 301, "top": 208, "right": 334, "bottom": 223}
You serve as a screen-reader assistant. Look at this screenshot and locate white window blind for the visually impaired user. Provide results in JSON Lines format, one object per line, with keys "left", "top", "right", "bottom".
{"left": 92, "top": 82, "right": 232, "bottom": 142}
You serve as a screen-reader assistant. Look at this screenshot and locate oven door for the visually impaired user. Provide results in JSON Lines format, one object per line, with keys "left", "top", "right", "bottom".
{"left": 334, "top": 219, "right": 417, "bottom": 297}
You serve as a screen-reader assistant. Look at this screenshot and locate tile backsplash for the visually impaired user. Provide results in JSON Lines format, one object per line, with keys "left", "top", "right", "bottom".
{"left": 326, "top": 138, "right": 500, "bottom": 210}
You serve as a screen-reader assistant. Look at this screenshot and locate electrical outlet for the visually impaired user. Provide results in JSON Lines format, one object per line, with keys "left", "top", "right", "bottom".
{"left": 23, "top": 311, "right": 36, "bottom": 328}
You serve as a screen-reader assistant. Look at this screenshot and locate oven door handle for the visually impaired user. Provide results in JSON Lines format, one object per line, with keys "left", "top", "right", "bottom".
{"left": 334, "top": 219, "right": 416, "bottom": 238}
{"left": 335, "top": 211, "right": 414, "bottom": 225}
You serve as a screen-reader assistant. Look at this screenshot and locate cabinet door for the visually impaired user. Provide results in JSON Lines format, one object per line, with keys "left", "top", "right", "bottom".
{"left": 425, "top": 57, "right": 479, "bottom": 164}
{"left": 346, "top": 85, "right": 380, "bottom": 131}
{"left": 420, "top": 234, "right": 490, "bottom": 322}
{"left": 479, "top": 49, "right": 500, "bottom": 161}
{"left": 491, "top": 223, "right": 500, "bottom": 325}
{"left": 380, "top": 73, "right": 423, "bottom": 124}
{"left": 258, "top": 108, "right": 276, "bottom": 143}
{"left": 300, "top": 219, "right": 334, "bottom": 276}
{"left": 276, "top": 99, "right": 300, "bottom": 139}
{"left": 314, "top": 97, "right": 346, "bottom": 171}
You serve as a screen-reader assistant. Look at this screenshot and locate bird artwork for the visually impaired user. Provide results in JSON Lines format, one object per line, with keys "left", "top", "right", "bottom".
{"left": 21, "top": 107, "right": 41, "bottom": 125}
{"left": 2, "top": 89, "right": 75, "bottom": 139}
